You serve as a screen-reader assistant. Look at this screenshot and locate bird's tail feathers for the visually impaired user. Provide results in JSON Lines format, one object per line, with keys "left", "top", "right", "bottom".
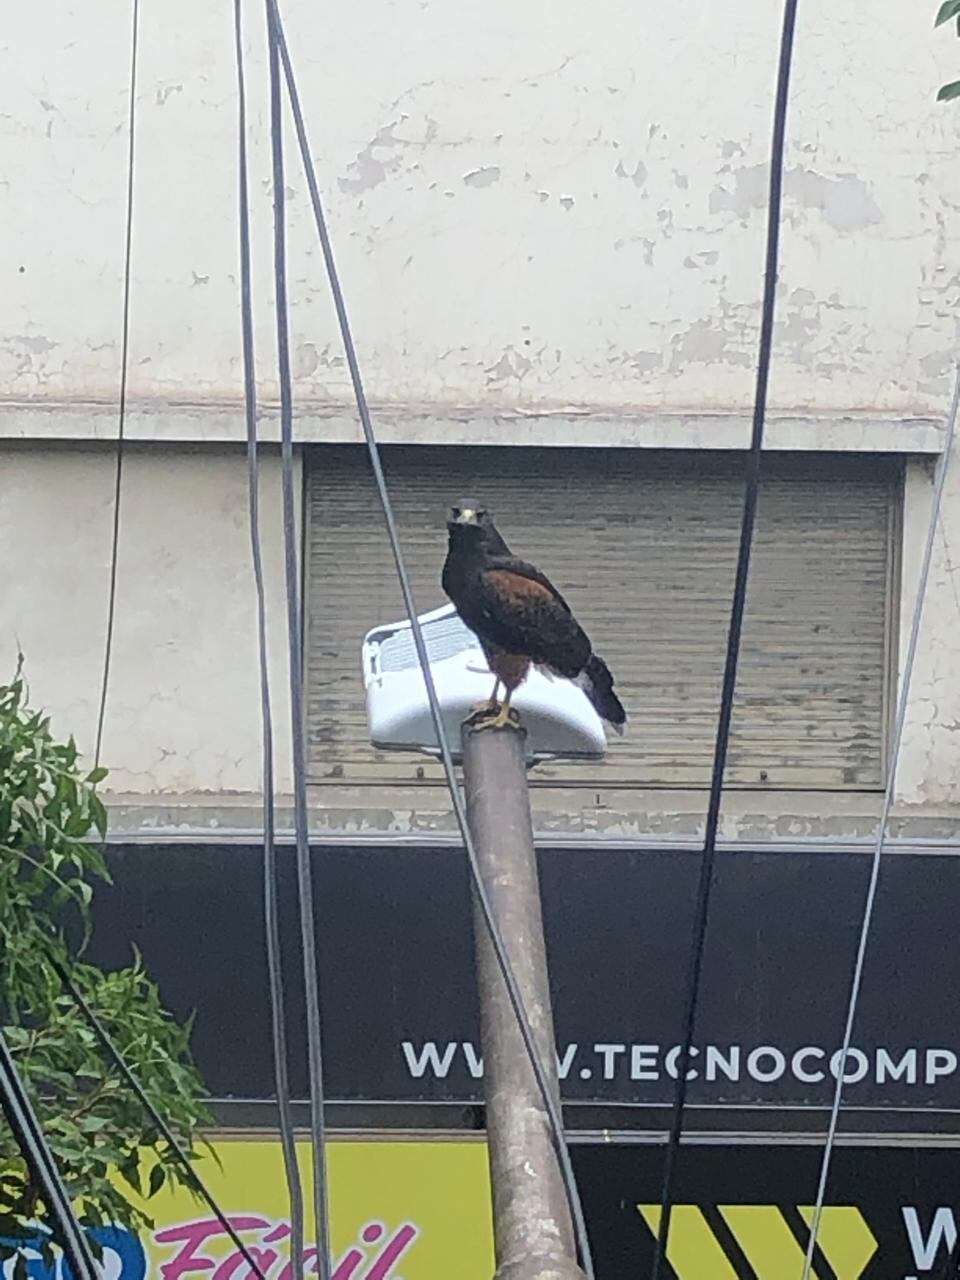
{"left": 576, "top": 654, "right": 626, "bottom": 735}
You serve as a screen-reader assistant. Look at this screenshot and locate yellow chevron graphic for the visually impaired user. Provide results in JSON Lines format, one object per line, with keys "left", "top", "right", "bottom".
{"left": 797, "top": 1206, "right": 878, "bottom": 1280}
{"left": 638, "top": 1206, "right": 740, "bottom": 1277}
{"left": 638, "top": 1204, "right": 878, "bottom": 1279}
{"left": 719, "top": 1205, "right": 814, "bottom": 1277}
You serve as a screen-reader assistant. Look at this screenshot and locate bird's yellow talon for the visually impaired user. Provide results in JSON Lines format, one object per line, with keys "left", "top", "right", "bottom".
{"left": 465, "top": 699, "right": 501, "bottom": 727}
{"left": 474, "top": 702, "right": 519, "bottom": 731}
{"left": 489, "top": 705, "right": 518, "bottom": 730}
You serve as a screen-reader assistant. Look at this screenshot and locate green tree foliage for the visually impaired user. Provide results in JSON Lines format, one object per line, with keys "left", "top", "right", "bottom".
{"left": 936, "top": 0, "right": 960, "bottom": 100}
{"left": 0, "top": 661, "right": 209, "bottom": 1251}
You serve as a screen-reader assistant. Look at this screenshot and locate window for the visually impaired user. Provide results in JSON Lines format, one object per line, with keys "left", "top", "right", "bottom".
{"left": 305, "top": 446, "right": 899, "bottom": 790}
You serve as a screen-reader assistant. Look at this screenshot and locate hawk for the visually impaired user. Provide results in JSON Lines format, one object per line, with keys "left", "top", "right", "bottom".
{"left": 441, "top": 499, "right": 626, "bottom": 733}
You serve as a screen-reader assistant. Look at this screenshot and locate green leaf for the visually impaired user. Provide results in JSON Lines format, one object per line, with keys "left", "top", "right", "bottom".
{"left": 79, "top": 1115, "right": 111, "bottom": 1133}
{"left": 938, "top": 78, "right": 960, "bottom": 99}
{"left": 936, "top": 0, "right": 960, "bottom": 25}
{"left": 85, "top": 767, "right": 108, "bottom": 785}
{"left": 90, "top": 795, "right": 108, "bottom": 839}
{"left": 147, "top": 1163, "right": 166, "bottom": 1197}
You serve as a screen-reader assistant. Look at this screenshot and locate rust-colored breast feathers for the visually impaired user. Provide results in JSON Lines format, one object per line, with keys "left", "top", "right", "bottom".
{"left": 483, "top": 568, "right": 556, "bottom": 608}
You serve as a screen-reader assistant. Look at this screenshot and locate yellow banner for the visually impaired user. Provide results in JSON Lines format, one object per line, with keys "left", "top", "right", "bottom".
{"left": 0, "top": 1142, "right": 493, "bottom": 1280}
{"left": 139, "top": 1140, "right": 494, "bottom": 1280}
{"left": 6, "top": 1140, "right": 888, "bottom": 1280}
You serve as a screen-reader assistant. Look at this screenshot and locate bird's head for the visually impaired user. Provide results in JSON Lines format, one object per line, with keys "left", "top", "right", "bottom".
{"left": 447, "top": 499, "right": 492, "bottom": 533}
{"left": 446, "top": 499, "right": 511, "bottom": 557}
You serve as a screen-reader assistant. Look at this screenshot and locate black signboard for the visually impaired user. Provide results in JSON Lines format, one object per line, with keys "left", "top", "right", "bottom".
{"left": 88, "top": 842, "right": 960, "bottom": 1122}
{"left": 573, "top": 1141, "right": 960, "bottom": 1279}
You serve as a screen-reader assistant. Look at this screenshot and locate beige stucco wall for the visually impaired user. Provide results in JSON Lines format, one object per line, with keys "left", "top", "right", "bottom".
{"left": 899, "top": 440, "right": 960, "bottom": 809}
{"left": 2, "top": 0, "right": 960, "bottom": 833}
{"left": 1, "top": 0, "right": 960, "bottom": 423}
{"left": 0, "top": 446, "right": 296, "bottom": 797}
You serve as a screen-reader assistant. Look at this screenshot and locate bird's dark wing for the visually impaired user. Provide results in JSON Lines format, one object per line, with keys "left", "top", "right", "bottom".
{"left": 473, "top": 559, "right": 590, "bottom": 677}
{"left": 481, "top": 555, "right": 575, "bottom": 614}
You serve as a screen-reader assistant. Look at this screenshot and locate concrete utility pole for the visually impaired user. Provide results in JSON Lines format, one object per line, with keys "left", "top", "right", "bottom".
{"left": 462, "top": 715, "right": 587, "bottom": 1280}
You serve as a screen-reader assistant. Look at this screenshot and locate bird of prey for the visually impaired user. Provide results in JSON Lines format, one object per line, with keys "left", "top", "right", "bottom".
{"left": 441, "top": 499, "right": 626, "bottom": 733}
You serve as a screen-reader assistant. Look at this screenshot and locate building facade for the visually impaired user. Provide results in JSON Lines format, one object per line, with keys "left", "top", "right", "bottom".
{"left": 4, "top": 0, "right": 960, "bottom": 1273}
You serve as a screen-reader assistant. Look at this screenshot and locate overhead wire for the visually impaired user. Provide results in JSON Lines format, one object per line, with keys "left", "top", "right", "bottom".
{"left": 17, "top": 0, "right": 254, "bottom": 1264}
{"left": 649, "top": 0, "right": 800, "bottom": 1275}
{"left": 27, "top": 2, "right": 281, "bottom": 1275}
{"left": 262, "top": 2, "right": 595, "bottom": 1273}
{"left": 802, "top": 369, "right": 960, "bottom": 1280}
{"left": 94, "top": 0, "right": 140, "bottom": 769}
{"left": 0, "top": 1029, "right": 99, "bottom": 1280}
{"left": 264, "top": 8, "right": 332, "bottom": 1276}
{"left": 233, "top": 0, "right": 305, "bottom": 1270}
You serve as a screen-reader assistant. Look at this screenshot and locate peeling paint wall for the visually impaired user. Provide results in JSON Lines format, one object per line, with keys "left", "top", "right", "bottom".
{"left": 2, "top": 0, "right": 960, "bottom": 416}
{"left": 3, "top": 1, "right": 960, "bottom": 829}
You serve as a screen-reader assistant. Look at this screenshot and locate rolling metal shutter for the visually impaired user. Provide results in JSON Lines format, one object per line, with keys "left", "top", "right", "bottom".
{"left": 305, "top": 446, "right": 897, "bottom": 790}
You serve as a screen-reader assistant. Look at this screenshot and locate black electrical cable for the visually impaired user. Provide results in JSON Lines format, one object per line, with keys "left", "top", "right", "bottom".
{"left": 94, "top": 0, "right": 140, "bottom": 769}
{"left": 14, "top": 6, "right": 286, "bottom": 1270}
{"left": 0, "top": 1028, "right": 99, "bottom": 1280}
{"left": 649, "top": 2, "right": 800, "bottom": 1277}
{"left": 233, "top": 0, "right": 306, "bottom": 1270}
{"left": 265, "top": 13, "right": 332, "bottom": 1279}
{"left": 49, "top": 956, "right": 268, "bottom": 1280}
{"left": 263, "top": 4, "right": 594, "bottom": 1274}
{"left": 70, "top": 0, "right": 290, "bottom": 1269}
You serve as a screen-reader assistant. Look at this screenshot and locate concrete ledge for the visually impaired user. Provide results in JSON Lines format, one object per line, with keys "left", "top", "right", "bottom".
{"left": 0, "top": 399, "right": 947, "bottom": 453}
{"left": 100, "top": 791, "right": 960, "bottom": 847}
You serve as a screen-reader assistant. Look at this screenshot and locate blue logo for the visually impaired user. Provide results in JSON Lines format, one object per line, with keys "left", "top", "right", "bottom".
{"left": 1, "top": 1225, "right": 147, "bottom": 1280}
